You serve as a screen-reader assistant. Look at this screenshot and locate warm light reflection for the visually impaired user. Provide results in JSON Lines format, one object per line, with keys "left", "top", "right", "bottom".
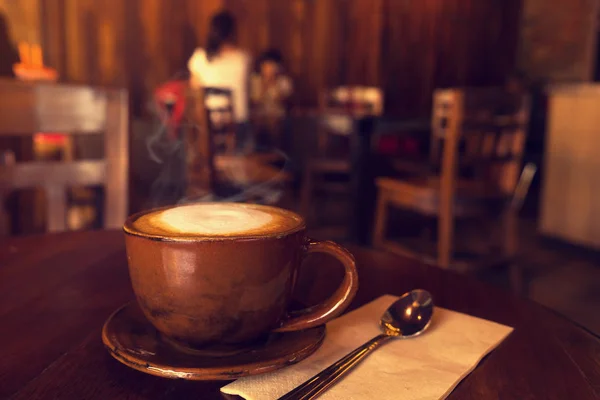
{"left": 405, "top": 308, "right": 412, "bottom": 317}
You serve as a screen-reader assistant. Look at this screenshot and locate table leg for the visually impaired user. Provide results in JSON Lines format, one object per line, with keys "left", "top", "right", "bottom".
{"left": 350, "top": 117, "right": 377, "bottom": 245}
{"left": 0, "top": 190, "right": 10, "bottom": 235}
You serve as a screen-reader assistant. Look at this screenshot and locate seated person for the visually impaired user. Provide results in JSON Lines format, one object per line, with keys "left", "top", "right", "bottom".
{"left": 188, "top": 11, "right": 252, "bottom": 151}
{"left": 250, "top": 49, "right": 293, "bottom": 150}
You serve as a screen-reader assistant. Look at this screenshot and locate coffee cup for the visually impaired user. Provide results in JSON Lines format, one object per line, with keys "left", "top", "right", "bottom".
{"left": 123, "top": 202, "right": 358, "bottom": 348}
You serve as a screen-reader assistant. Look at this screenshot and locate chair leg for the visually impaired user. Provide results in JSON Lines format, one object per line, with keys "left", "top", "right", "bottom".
{"left": 0, "top": 190, "right": 10, "bottom": 235}
{"left": 226, "top": 132, "right": 236, "bottom": 154}
{"left": 503, "top": 209, "right": 524, "bottom": 294}
{"left": 438, "top": 208, "right": 454, "bottom": 269}
{"left": 46, "top": 186, "right": 67, "bottom": 233}
{"left": 317, "top": 127, "right": 328, "bottom": 155}
{"left": 373, "top": 191, "right": 389, "bottom": 249}
{"left": 300, "top": 167, "right": 313, "bottom": 222}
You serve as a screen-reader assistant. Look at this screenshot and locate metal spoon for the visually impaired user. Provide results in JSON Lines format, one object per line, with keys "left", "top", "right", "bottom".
{"left": 278, "top": 289, "right": 434, "bottom": 400}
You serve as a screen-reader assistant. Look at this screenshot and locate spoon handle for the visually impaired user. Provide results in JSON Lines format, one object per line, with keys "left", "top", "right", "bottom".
{"left": 278, "top": 333, "right": 392, "bottom": 400}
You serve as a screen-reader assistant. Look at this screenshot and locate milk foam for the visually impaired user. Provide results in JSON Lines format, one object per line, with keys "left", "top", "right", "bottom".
{"left": 131, "top": 203, "right": 304, "bottom": 238}
{"left": 156, "top": 204, "right": 274, "bottom": 235}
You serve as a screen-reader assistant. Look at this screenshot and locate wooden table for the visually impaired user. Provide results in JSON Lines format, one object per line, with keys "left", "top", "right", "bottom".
{"left": 1, "top": 231, "right": 599, "bottom": 399}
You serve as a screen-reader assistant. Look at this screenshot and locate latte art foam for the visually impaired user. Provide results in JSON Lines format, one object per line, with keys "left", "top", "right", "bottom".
{"left": 131, "top": 203, "right": 304, "bottom": 238}
{"left": 159, "top": 204, "right": 273, "bottom": 235}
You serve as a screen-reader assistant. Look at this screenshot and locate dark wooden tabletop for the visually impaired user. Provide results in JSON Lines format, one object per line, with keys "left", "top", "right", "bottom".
{"left": 1, "top": 230, "right": 599, "bottom": 399}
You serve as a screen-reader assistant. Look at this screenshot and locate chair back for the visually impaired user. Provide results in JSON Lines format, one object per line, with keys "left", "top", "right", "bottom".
{"left": 203, "top": 87, "right": 237, "bottom": 153}
{"left": 184, "top": 86, "right": 243, "bottom": 198}
{"left": 325, "top": 86, "right": 384, "bottom": 116}
{"left": 432, "top": 87, "right": 530, "bottom": 197}
{"left": 183, "top": 85, "right": 215, "bottom": 199}
{"left": 0, "top": 79, "right": 128, "bottom": 234}
{"left": 185, "top": 85, "right": 290, "bottom": 204}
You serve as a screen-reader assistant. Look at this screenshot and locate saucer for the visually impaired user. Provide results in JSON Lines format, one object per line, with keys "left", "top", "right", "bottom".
{"left": 102, "top": 302, "right": 326, "bottom": 380}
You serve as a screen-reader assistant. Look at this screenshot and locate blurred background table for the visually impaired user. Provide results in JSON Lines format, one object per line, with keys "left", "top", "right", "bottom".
{"left": 1, "top": 230, "right": 598, "bottom": 399}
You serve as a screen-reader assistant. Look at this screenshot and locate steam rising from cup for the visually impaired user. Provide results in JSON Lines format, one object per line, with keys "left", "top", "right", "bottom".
{"left": 146, "top": 75, "right": 290, "bottom": 208}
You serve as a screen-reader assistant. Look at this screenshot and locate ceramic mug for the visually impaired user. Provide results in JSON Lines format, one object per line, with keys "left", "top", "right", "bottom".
{"left": 123, "top": 203, "right": 358, "bottom": 348}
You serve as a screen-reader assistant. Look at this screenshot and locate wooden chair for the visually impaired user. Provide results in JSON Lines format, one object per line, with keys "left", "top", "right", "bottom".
{"left": 300, "top": 86, "right": 383, "bottom": 237}
{"left": 373, "top": 87, "right": 530, "bottom": 284}
{"left": 0, "top": 79, "right": 128, "bottom": 234}
{"left": 203, "top": 87, "right": 238, "bottom": 154}
{"left": 249, "top": 101, "right": 288, "bottom": 152}
{"left": 184, "top": 85, "right": 291, "bottom": 205}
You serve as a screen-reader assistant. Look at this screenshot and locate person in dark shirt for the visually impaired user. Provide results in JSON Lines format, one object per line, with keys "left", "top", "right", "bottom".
{"left": 251, "top": 49, "right": 293, "bottom": 119}
{"left": 250, "top": 49, "right": 293, "bottom": 150}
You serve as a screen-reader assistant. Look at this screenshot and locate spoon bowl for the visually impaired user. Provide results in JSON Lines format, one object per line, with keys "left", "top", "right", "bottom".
{"left": 381, "top": 289, "right": 434, "bottom": 337}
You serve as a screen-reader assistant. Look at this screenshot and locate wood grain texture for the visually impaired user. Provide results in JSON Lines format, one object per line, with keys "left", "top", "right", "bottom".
{"left": 1, "top": 230, "right": 598, "bottom": 399}
{"left": 104, "top": 90, "right": 129, "bottom": 229}
{"left": 0, "top": 0, "right": 40, "bottom": 43}
{"left": 0, "top": 161, "right": 105, "bottom": 187}
{"left": 32, "top": 0, "right": 522, "bottom": 117}
{"left": 518, "top": 0, "right": 598, "bottom": 82}
{"left": 0, "top": 79, "right": 108, "bottom": 134}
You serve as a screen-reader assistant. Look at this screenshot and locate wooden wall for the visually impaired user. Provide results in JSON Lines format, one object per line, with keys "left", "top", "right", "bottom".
{"left": 22, "top": 0, "right": 522, "bottom": 117}
{"left": 518, "top": 0, "right": 598, "bottom": 82}
{"left": 0, "top": 0, "right": 40, "bottom": 44}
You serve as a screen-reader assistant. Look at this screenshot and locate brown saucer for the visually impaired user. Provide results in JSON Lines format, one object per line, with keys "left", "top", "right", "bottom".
{"left": 101, "top": 302, "right": 326, "bottom": 380}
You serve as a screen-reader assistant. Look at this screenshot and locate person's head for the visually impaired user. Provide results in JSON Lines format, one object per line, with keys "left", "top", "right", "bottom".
{"left": 257, "top": 49, "right": 284, "bottom": 80}
{"left": 206, "top": 11, "right": 237, "bottom": 61}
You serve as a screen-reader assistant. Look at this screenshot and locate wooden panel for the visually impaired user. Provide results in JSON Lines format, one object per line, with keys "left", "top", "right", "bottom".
{"left": 40, "top": 0, "right": 66, "bottom": 74}
{"left": 103, "top": 90, "right": 129, "bottom": 229}
{"left": 382, "top": 0, "right": 522, "bottom": 117}
{"left": 226, "top": 0, "right": 270, "bottom": 57}
{"left": 518, "top": 0, "right": 599, "bottom": 82}
{"left": 0, "top": 0, "right": 40, "bottom": 43}
{"left": 300, "top": 0, "right": 346, "bottom": 105}
{"left": 0, "top": 161, "right": 106, "bottom": 188}
{"left": 0, "top": 80, "right": 37, "bottom": 132}
{"left": 138, "top": 0, "right": 167, "bottom": 91}
{"left": 96, "top": 0, "right": 126, "bottom": 86}
{"left": 343, "top": 0, "right": 384, "bottom": 86}
{"left": 186, "top": 0, "right": 226, "bottom": 49}
{"left": 62, "top": 0, "right": 88, "bottom": 83}
{"left": 45, "top": 185, "right": 66, "bottom": 232}
{"left": 28, "top": 0, "right": 523, "bottom": 117}
{"left": 0, "top": 79, "right": 107, "bottom": 133}
{"left": 36, "top": 84, "right": 107, "bottom": 132}
{"left": 540, "top": 84, "right": 600, "bottom": 249}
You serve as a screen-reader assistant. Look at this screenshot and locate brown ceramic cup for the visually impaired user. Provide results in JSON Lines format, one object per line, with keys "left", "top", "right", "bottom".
{"left": 123, "top": 203, "right": 358, "bottom": 348}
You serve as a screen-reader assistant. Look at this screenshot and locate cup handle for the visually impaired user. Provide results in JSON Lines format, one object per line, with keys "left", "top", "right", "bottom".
{"left": 274, "top": 240, "right": 358, "bottom": 332}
